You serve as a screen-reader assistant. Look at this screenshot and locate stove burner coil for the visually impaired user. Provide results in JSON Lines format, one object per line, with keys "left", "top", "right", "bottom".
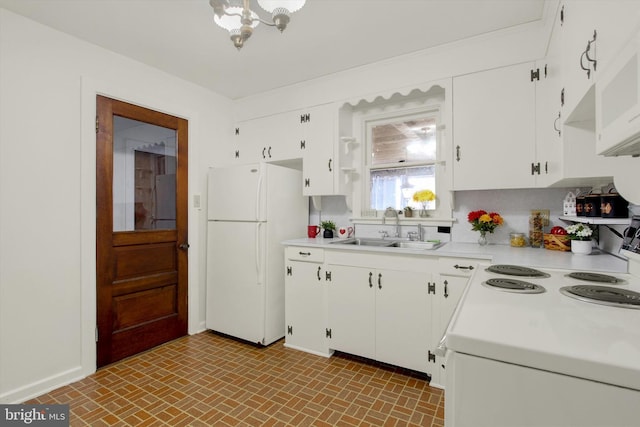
{"left": 566, "top": 272, "right": 623, "bottom": 284}
{"left": 560, "top": 285, "right": 640, "bottom": 309}
{"left": 483, "top": 278, "right": 546, "bottom": 294}
{"left": 486, "top": 264, "right": 550, "bottom": 278}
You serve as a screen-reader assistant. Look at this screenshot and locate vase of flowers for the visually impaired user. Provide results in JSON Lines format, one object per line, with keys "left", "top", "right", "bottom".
{"left": 468, "top": 210, "right": 504, "bottom": 246}
{"left": 413, "top": 189, "right": 436, "bottom": 217}
{"left": 566, "top": 223, "right": 593, "bottom": 255}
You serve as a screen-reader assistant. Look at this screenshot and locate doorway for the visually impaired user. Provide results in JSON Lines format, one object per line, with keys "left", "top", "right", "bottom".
{"left": 96, "top": 95, "right": 188, "bottom": 367}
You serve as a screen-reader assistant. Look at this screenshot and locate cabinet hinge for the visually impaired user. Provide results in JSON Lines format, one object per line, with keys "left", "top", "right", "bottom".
{"left": 300, "top": 113, "right": 311, "bottom": 123}
{"left": 325, "top": 328, "right": 332, "bottom": 338}
{"left": 286, "top": 266, "right": 292, "bottom": 276}
{"left": 325, "top": 271, "right": 332, "bottom": 282}
{"left": 530, "top": 68, "right": 540, "bottom": 82}
{"left": 235, "top": 150, "right": 240, "bottom": 159}
{"left": 428, "top": 282, "right": 436, "bottom": 295}
{"left": 304, "top": 178, "right": 310, "bottom": 187}
{"left": 287, "top": 325, "right": 293, "bottom": 335}
{"left": 235, "top": 127, "right": 240, "bottom": 136}
{"left": 300, "top": 140, "right": 306, "bottom": 149}
{"left": 428, "top": 350, "right": 436, "bottom": 363}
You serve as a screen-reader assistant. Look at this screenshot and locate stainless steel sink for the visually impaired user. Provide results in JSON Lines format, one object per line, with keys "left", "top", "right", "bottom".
{"left": 330, "top": 238, "right": 396, "bottom": 247}
{"left": 330, "top": 238, "right": 442, "bottom": 250}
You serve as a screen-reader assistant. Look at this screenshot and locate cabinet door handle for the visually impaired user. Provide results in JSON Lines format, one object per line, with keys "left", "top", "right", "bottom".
{"left": 262, "top": 147, "right": 266, "bottom": 159}
{"left": 444, "top": 280, "right": 449, "bottom": 298}
{"left": 456, "top": 145, "right": 461, "bottom": 162}
{"left": 368, "top": 272, "right": 373, "bottom": 288}
{"left": 317, "top": 266, "right": 321, "bottom": 281}
{"left": 328, "top": 158, "right": 332, "bottom": 172}
{"left": 268, "top": 146, "right": 272, "bottom": 158}
{"left": 560, "top": 88, "right": 565, "bottom": 107}
{"left": 378, "top": 273, "right": 382, "bottom": 289}
{"left": 554, "top": 112, "right": 561, "bottom": 137}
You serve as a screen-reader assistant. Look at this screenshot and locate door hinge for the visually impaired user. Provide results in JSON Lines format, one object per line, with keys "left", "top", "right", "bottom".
{"left": 428, "top": 282, "right": 436, "bottom": 295}
{"left": 95, "top": 326, "right": 99, "bottom": 342}
{"left": 287, "top": 325, "right": 293, "bottom": 335}
{"left": 530, "top": 68, "right": 540, "bottom": 82}
{"left": 428, "top": 350, "right": 436, "bottom": 363}
{"left": 286, "top": 266, "right": 292, "bottom": 276}
{"left": 325, "top": 328, "right": 332, "bottom": 338}
{"left": 325, "top": 271, "right": 332, "bottom": 282}
{"left": 95, "top": 116, "right": 99, "bottom": 133}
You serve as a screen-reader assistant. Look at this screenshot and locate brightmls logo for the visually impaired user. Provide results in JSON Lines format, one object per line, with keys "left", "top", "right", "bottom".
{"left": 0, "top": 405, "right": 68, "bottom": 426}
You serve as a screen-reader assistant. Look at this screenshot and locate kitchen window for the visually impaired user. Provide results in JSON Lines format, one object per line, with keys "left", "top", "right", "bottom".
{"left": 365, "top": 111, "right": 439, "bottom": 213}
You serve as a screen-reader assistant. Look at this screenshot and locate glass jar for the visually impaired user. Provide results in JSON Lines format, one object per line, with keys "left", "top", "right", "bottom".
{"left": 510, "top": 232, "right": 527, "bottom": 247}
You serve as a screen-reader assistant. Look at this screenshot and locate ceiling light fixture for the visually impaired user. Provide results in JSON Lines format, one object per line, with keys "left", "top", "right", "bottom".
{"left": 209, "top": 0, "right": 306, "bottom": 50}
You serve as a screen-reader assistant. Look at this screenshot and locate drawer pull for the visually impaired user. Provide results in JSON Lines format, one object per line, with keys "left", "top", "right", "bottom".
{"left": 298, "top": 251, "right": 311, "bottom": 256}
{"left": 454, "top": 264, "right": 475, "bottom": 270}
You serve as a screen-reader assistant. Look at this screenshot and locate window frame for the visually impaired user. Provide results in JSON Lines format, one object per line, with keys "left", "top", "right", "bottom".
{"left": 362, "top": 110, "right": 441, "bottom": 216}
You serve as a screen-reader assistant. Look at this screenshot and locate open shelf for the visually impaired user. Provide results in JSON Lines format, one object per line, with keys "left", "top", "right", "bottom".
{"left": 559, "top": 216, "right": 630, "bottom": 225}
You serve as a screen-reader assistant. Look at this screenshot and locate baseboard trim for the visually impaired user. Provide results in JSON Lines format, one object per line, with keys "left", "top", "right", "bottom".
{"left": 0, "top": 366, "right": 85, "bottom": 404}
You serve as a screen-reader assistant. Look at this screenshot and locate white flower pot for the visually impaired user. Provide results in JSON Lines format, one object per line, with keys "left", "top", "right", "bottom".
{"left": 571, "top": 240, "right": 592, "bottom": 255}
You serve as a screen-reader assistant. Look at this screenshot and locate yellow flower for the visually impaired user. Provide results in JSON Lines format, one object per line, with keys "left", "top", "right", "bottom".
{"left": 479, "top": 214, "right": 493, "bottom": 223}
{"left": 412, "top": 189, "right": 436, "bottom": 203}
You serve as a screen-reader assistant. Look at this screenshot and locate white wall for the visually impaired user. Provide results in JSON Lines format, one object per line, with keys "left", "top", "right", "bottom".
{"left": 0, "top": 8, "right": 231, "bottom": 403}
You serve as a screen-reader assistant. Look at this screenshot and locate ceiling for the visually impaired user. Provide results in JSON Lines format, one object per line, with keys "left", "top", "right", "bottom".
{"left": 0, "top": 0, "right": 547, "bottom": 100}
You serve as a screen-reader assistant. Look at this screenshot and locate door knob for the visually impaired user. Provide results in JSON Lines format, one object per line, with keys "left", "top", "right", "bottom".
{"left": 179, "top": 243, "right": 190, "bottom": 250}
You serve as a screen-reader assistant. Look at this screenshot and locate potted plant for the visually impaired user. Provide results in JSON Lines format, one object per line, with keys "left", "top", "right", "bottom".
{"left": 403, "top": 206, "right": 413, "bottom": 218}
{"left": 321, "top": 220, "right": 336, "bottom": 238}
{"left": 566, "top": 223, "right": 594, "bottom": 255}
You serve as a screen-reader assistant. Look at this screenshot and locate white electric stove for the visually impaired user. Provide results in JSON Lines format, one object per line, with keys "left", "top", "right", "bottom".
{"left": 444, "top": 256, "right": 640, "bottom": 427}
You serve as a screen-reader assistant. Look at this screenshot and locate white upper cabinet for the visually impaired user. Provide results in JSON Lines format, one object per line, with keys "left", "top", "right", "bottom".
{"left": 453, "top": 62, "right": 537, "bottom": 190}
{"left": 301, "top": 104, "right": 336, "bottom": 196}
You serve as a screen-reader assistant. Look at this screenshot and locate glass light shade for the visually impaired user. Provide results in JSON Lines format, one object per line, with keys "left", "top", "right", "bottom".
{"left": 257, "top": 0, "right": 305, "bottom": 14}
{"left": 213, "top": 6, "right": 259, "bottom": 32}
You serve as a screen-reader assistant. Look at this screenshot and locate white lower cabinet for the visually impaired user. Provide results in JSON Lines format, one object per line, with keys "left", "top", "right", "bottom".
{"left": 429, "top": 257, "right": 481, "bottom": 389}
{"left": 283, "top": 246, "right": 477, "bottom": 387}
{"left": 284, "top": 247, "right": 332, "bottom": 357}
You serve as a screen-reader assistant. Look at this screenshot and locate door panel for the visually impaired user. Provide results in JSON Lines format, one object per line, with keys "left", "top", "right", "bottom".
{"left": 96, "top": 95, "right": 188, "bottom": 367}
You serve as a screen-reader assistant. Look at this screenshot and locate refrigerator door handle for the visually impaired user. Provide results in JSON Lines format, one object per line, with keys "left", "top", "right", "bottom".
{"left": 256, "top": 172, "right": 264, "bottom": 221}
{"left": 256, "top": 223, "right": 262, "bottom": 284}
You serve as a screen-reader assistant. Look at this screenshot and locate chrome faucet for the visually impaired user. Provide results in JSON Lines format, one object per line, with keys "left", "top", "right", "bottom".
{"left": 418, "top": 223, "right": 425, "bottom": 241}
{"left": 384, "top": 207, "right": 400, "bottom": 238}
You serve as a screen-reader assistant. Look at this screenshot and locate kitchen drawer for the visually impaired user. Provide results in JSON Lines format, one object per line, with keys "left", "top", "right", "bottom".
{"left": 286, "top": 246, "right": 324, "bottom": 263}
{"left": 438, "top": 257, "right": 481, "bottom": 277}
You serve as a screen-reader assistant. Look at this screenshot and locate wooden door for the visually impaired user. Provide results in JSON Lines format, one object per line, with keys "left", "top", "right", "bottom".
{"left": 96, "top": 95, "right": 188, "bottom": 367}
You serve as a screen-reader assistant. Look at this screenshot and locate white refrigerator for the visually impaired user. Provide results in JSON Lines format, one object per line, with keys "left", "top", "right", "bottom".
{"left": 206, "top": 163, "right": 308, "bottom": 345}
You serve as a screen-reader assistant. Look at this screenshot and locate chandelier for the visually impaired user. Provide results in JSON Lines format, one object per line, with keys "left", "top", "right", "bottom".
{"left": 209, "top": 0, "right": 306, "bottom": 50}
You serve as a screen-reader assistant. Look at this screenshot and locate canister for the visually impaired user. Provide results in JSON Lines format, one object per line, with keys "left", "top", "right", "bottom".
{"left": 584, "top": 193, "right": 601, "bottom": 217}
{"left": 600, "top": 190, "right": 628, "bottom": 218}
{"left": 576, "top": 194, "right": 585, "bottom": 216}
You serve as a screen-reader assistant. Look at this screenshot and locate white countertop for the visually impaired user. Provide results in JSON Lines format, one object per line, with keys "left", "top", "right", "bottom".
{"left": 283, "top": 238, "right": 629, "bottom": 274}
